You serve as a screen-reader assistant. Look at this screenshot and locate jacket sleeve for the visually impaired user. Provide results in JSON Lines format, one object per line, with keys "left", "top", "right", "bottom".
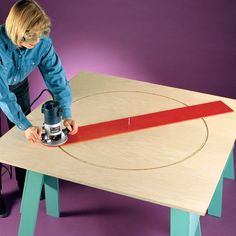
{"left": 0, "top": 76, "right": 32, "bottom": 131}
{"left": 38, "top": 37, "right": 72, "bottom": 119}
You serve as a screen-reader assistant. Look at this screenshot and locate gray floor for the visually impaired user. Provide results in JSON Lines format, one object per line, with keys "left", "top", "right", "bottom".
{"left": 0, "top": 155, "right": 235, "bottom": 236}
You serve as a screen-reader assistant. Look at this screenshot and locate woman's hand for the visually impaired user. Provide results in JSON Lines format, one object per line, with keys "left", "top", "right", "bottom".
{"left": 24, "top": 126, "right": 42, "bottom": 143}
{"left": 63, "top": 118, "right": 78, "bottom": 135}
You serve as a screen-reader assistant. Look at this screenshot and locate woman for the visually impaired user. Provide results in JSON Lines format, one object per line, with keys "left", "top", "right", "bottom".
{"left": 0, "top": 0, "right": 78, "bottom": 217}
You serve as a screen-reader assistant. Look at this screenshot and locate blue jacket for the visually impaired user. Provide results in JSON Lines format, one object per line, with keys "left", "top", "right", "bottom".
{"left": 0, "top": 25, "right": 72, "bottom": 131}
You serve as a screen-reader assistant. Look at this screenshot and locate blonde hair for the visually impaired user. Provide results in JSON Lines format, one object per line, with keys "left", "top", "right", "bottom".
{"left": 5, "top": 0, "right": 51, "bottom": 47}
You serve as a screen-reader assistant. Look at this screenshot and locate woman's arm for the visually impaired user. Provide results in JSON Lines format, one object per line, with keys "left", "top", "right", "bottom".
{"left": 38, "top": 37, "right": 72, "bottom": 119}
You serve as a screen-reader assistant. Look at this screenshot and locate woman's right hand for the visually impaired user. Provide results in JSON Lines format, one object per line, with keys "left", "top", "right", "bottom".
{"left": 24, "top": 126, "right": 42, "bottom": 144}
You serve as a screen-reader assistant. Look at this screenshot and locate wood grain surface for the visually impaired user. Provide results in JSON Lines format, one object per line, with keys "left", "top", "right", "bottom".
{"left": 0, "top": 71, "right": 235, "bottom": 215}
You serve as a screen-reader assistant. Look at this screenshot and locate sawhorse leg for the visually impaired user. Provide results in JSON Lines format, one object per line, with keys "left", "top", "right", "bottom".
{"left": 223, "top": 146, "right": 235, "bottom": 180}
{"left": 208, "top": 173, "right": 223, "bottom": 217}
{"left": 208, "top": 145, "right": 234, "bottom": 217}
{"left": 44, "top": 174, "right": 60, "bottom": 217}
{"left": 171, "top": 208, "right": 201, "bottom": 236}
{"left": 18, "top": 170, "right": 60, "bottom": 236}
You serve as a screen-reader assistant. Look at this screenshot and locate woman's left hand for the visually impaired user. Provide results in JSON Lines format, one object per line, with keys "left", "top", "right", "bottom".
{"left": 63, "top": 118, "right": 78, "bottom": 135}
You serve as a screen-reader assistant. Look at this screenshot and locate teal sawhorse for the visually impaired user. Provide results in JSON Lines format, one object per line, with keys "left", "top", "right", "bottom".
{"left": 17, "top": 145, "right": 234, "bottom": 236}
{"left": 208, "top": 145, "right": 235, "bottom": 217}
{"left": 18, "top": 171, "right": 59, "bottom": 236}
{"left": 170, "top": 145, "right": 234, "bottom": 236}
{"left": 18, "top": 170, "right": 202, "bottom": 236}
{"left": 171, "top": 208, "right": 201, "bottom": 236}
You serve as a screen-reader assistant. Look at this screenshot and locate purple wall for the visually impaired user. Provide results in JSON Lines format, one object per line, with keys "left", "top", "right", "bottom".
{"left": 1, "top": 0, "right": 236, "bottom": 109}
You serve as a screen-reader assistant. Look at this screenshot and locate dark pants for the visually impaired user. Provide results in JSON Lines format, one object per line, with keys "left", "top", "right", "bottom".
{"left": 0, "top": 78, "right": 30, "bottom": 192}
